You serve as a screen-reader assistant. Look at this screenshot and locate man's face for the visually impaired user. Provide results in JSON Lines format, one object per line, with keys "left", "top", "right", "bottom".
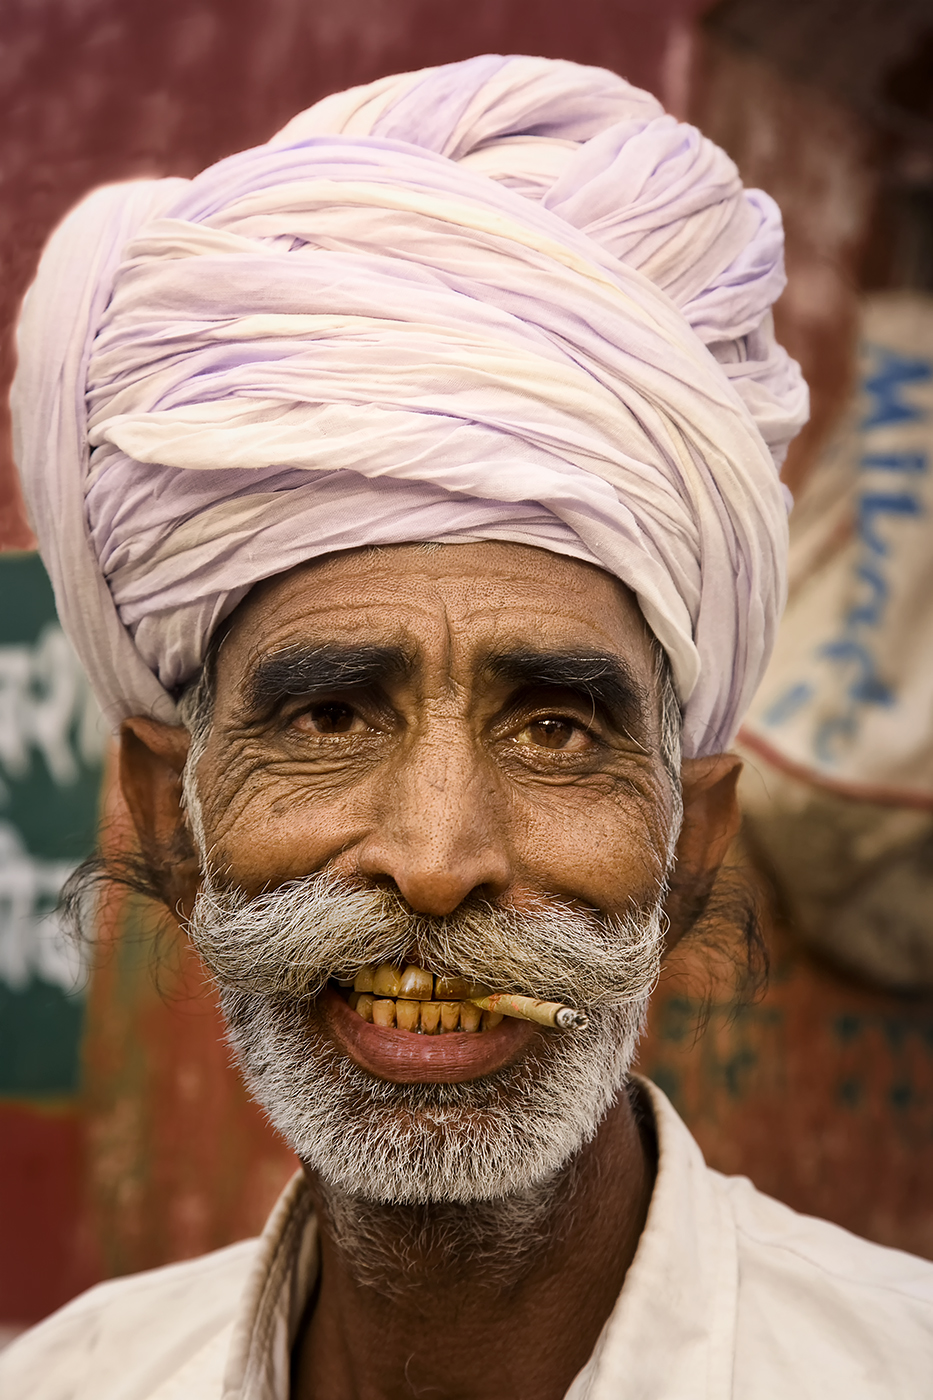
{"left": 196, "top": 541, "right": 675, "bottom": 915}
{"left": 181, "top": 542, "right": 679, "bottom": 1202}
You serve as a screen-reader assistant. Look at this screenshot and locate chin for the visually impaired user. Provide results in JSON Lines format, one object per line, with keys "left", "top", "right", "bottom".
{"left": 220, "top": 986, "right": 644, "bottom": 1204}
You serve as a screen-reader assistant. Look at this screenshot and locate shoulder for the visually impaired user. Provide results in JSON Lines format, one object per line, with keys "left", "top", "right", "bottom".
{"left": 716, "top": 1170, "right": 933, "bottom": 1397}
{"left": 0, "top": 1238, "right": 258, "bottom": 1400}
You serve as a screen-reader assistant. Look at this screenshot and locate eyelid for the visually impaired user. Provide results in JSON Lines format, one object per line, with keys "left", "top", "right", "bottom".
{"left": 284, "top": 688, "right": 395, "bottom": 732}
{"left": 504, "top": 690, "right": 602, "bottom": 729}
{"left": 500, "top": 709, "right": 605, "bottom": 752}
{"left": 281, "top": 683, "right": 372, "bottom": 710}
{"left": 525, "top": 711, "right": 596, "bottom": 734}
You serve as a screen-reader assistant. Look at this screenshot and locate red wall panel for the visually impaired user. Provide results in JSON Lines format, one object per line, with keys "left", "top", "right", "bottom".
{"left": 0, "top": 1105, "right": 95, "bottom": 1323}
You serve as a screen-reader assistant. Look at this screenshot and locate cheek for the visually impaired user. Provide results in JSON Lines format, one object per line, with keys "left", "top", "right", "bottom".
{"left": 507, "top": 783, "right": 672, "bottom": 913}
{"left": 197, "top": 755, "right": 379, "bottom": 892}
{"left": 196, "top": 734, "right": 673, "bottom": 910}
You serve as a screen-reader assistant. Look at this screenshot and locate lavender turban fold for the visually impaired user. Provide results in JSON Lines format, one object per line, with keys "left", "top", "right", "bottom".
{"left": 12, "top": 55, "right": 807, "bottom": 756}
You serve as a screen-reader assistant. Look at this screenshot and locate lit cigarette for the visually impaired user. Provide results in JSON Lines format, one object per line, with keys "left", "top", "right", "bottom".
{"left": 468, "top": 992, "right": 588, "bottom": 1031}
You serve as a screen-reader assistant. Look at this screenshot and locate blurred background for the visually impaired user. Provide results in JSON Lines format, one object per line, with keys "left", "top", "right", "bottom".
{"left": 1, "top": 0, "right": 932, "bottom": 1341}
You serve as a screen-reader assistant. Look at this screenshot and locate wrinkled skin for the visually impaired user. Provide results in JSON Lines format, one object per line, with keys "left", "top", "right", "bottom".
{"left": 121, "top": 543, "right": 741, "bottom": 1400}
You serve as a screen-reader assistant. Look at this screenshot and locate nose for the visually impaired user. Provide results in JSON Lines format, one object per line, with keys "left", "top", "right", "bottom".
{"left": 354, "top": 728, "right": 512, "bottom": 916}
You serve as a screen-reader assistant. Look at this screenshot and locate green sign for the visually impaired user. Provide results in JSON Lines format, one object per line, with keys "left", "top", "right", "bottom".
{"left": 0, "top": 553, "right": 106, "bottom": 1096}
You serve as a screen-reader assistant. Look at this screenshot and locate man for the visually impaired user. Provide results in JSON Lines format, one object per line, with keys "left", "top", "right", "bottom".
{"left": 4, "top": 54, "right": 931, "bottom": 1400}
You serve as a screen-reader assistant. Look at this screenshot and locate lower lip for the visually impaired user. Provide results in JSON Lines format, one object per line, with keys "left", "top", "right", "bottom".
{"left": 320, "top": 984, "right": 539, "bottom": 1084}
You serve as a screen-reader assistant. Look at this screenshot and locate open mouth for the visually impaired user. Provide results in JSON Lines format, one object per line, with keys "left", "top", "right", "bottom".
{"left": 332, "top": 963, "right": 587, "bottom": 1034}
{"left": 321, "top": 975, "right": 543, "bottom": 1085}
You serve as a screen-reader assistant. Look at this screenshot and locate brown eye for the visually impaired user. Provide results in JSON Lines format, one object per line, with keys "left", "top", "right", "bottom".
{"left": 293, "top": 702, "right": 359, "bottom": 735}
{"left": 522, "top": 718, "right": 586, "bottom": 751}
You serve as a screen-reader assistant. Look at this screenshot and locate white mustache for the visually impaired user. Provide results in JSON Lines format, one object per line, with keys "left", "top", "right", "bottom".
{"left": 187, "top": 867, "right": 666, "bottom": 1011}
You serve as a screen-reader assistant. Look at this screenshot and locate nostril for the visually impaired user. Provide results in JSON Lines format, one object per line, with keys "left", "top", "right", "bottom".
{"left": 389, "top": 867, "right": 500, "bottom": 918}
{"left": 354, "top": 822, "right": 512, "bottom": 917}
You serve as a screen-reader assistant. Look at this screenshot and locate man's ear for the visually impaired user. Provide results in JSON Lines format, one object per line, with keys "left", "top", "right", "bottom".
{"left": 119, "top": 717, "right": 200, "bottom": 921}
{"left": 663, "top": 752, "right": 743, "bottom": 950}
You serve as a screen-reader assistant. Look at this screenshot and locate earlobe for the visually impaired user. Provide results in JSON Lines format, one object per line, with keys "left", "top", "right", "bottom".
{"left": 119, "top": 717, "right": 200, "bottom": 919}
{"left": 663, "top": 752, "right": 743, "bottom": 948}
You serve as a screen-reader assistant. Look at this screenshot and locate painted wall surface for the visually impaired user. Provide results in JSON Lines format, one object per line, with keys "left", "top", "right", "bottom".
{"left": 638, "top": 896, "right": 933, "bottom": 1261}
{"left": 0, "top": 554, "right": 106, "bottom": 1323}
{"left": 690, "top": 31, "right": 878, "bottom": 499}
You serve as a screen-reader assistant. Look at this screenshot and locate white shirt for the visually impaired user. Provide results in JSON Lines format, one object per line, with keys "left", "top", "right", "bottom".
{"left": 4, "top": 1080, "right": 932, "bottom": 1399}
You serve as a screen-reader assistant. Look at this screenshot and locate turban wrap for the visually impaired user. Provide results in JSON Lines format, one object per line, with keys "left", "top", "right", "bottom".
{"left": 12, "top": 55, "right": 807, "bottom": 757}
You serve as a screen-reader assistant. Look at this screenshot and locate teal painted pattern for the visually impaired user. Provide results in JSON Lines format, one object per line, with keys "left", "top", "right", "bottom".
{"left": 0, "top": 553, "right": 106, "bottom": 1096}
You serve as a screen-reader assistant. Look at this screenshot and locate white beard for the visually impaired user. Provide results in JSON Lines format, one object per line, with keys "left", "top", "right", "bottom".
{"left": 189, "top": 870, "right": 666, "bottom": 1205}
{"left": 221, "top": 987, "right": 652, "bottom": 1203}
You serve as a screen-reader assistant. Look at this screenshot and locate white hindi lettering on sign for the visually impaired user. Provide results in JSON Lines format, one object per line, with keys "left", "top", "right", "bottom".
{"left": 0, "top": 621, "right": 105, "bottom": 994}
{"left": 0, "top": 623, "right": 104, "bottom": 794}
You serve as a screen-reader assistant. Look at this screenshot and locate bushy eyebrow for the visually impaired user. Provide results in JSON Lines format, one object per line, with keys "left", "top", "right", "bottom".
{"left": 243, "top": 643, "right": 411, "bottom": 715}
{"left": 483, "top": 648, "right": 652, "bottom": 737}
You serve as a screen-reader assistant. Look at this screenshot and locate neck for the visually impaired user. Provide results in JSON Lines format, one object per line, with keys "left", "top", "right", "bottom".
{"left": 292, "top": 1082, "right": 655, "bottom": 1400}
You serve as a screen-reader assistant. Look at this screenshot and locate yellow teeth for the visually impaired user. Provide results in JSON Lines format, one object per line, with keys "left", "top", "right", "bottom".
{"left": 434, "top": 974, "right": 475, "bottom": 999}
{"left": 372, "top": 998, "right": 396, "bottom": 1028}
{"left": 372, "top": 964, "right": 402, "bottom": 997}
{"left": 399, "top": 965, "right": 434, "bottom": 999}
{"left": 440, "top": 1000, "right": 462, "bottom": 1032}
{"left": 353, "top": 964, "right": 490, "bottom": 1004}
{"left": 420, "top": 1001, "right": 441, "bottom": 1034}
{"left": 395, "top": 999, "right": 421, "bottom": 1032}
{"left": 342, "top": 965, "right": 588, "bottom": 1032}
{"left": 459, "top": 1002, "right": 483, "bottom": 1033}
{"left": 347, "top": 984, "right": 505, "bottom": 1033}
{"left": 353, "top": 967, "right": 375, "bottom": 994}
{"left": 353, "top": 993, "right": 374, "bottom": 1022}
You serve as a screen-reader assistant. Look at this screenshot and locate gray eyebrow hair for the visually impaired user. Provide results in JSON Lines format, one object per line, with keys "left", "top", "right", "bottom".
{"left": 244, "top": 643, "right": 411, "bottom": 714}
{"left": 483, "top": 648, "right": 652, "bottom": 735}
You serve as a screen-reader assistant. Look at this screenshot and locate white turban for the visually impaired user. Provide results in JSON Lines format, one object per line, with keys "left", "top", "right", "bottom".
{"left": 12, "top": 55, "right": 807, "bottom": 756}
